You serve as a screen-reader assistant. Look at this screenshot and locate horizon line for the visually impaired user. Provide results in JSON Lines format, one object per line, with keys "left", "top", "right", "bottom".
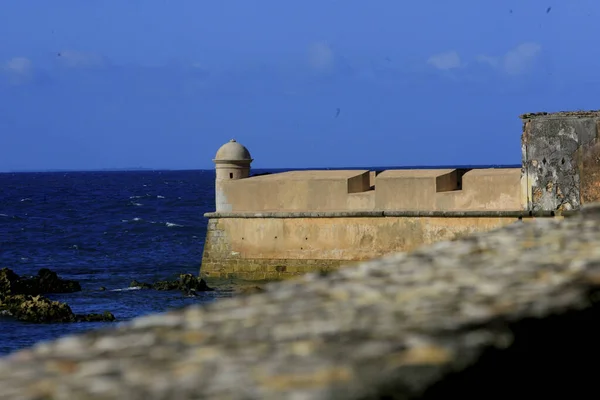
{"left": 0, "top": 163, "right": 522, "bottom": 174}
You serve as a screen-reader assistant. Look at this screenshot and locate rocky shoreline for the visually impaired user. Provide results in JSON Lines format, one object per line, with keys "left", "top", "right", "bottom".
{"left": 0, "top": 268, "right": 116, "bottom": 323}
{"left": 0, "top": 269, "right": 215, "bottom": 324}
{"left": 130, "top": 273, "right": 214, "bottom": 296}
{"left": 1, "top": 205, "right": 599, "bottom": 398}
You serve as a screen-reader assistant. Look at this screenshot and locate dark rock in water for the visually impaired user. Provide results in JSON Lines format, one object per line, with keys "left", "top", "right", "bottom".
{"left": 175, "top": 273, "right": 214, "bottom": 292}
{"left": 76, "top": 311, "right": 116, "bottom": 322}
{"left": 0, "top": 294, "right": 117, "bottom": 324}
{"left": 99, "top": 286, "right": 106, "bottom": 291}
{"left": 0, "top": 268, "right": 81, "bottom": 296}
{"left": 0, "top": 268, "right": 19, "bottom": 295}
{"left": 149, "top": 279, "right": 179, "bottom": 291}
{"left": 129, "top": 280, "right": 152, "bottom": 289}
{"left": 0, "top": 294, "right": 74, "bottom": 323}
{"left": 131, "top": 274, "right": 214, "bottom": 294}
{"left": 35, "top": 268, "right": 81, "bottom": 294}
{"left": 0, "top": 268, "right": 115, "bottom": 324}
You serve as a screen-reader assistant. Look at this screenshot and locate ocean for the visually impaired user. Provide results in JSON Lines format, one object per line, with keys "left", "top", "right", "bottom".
{"left": 0, "top": 169, "right": 233, "bottom": 355}
{"left": 0, "top": 165, "right": 519, "bottom": 356}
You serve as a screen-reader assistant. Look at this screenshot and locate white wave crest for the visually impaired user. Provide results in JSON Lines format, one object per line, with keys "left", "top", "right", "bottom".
{"left": 122, "top": 217, "right": 144, "bottom": 223}
{"left": 166, "top": 222, "right": 184, "bottom": 227}
{"left": 111, "top": 287, "right": 142, "bottom": 292}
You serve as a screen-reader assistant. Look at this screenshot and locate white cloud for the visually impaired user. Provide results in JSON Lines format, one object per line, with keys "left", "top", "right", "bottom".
{"left": 477, "top": 42, "right": 541, "bottom": 75}
{"left": 475, "top": 54, "right": 498, "bottom": 68}
{"left": 427, "top": 51, "right": 462, "bottom": 70}
{"left": 57, "top": 50, "right": 107, "bottom": 68}
{"left": 307, "top": 41, "right": 334, "bottom": 72}
{"left": 5, "top": 57, "right": 32, "bottom": 74}
{"left": 2, "top": 57, "right": 33, "bottom": 84}
{"left": 503, "top": 42, "right": 541, "bottom": 75}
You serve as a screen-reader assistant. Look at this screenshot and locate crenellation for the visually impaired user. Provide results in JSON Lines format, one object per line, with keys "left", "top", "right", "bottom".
{"left": 435, "top": 169, "right": 466, "bottom": 193}
{"left": 200, "top": 111, "right": 600, "bottom": 280}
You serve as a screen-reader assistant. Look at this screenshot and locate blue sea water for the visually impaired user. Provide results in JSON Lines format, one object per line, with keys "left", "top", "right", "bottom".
{"left": 0, "top": 169, "right": 231, "bottom": 355}
{"left": 0, "top": 164, "right": 519, "bottom": 356}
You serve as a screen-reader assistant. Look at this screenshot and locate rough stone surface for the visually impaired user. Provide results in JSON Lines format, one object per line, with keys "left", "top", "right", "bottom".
{"left": 520, "top": 110, "right": 600, "bottom": 119}
{"left": 2, "top": 205, "right": 600, "bottom": 398}
{"left": 521, "top": 113, "right": 600, "bottom": 211}
{"left": 581, "top": 140, "right": 600, "bottom": 204}
{"left": 200, "top": 215, "right": 529, "bottom": 280}
{"left": 201, "top": 256, "right": 346, "bottom": 281}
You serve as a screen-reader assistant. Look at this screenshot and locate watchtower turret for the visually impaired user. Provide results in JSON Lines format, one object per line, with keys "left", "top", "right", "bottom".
{"left": 213, "top": 139, "right": 253, "bottom": 212}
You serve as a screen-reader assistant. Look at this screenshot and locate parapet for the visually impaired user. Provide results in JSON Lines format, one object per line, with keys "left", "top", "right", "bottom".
{"left": 210, "top": 110, "right": 600, "bottom": 214}
{"left": 216, "top": 169, "right": 371, "bottom": 212}
{"left": 375, "top": 168, "right": 522, "bottom": 211}
{"left": 215, "top": 167, "right": 523, "bottom": 213}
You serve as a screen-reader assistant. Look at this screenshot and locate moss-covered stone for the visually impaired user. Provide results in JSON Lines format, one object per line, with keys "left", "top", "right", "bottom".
{"left": 0, "top": 293, "right": 118, "bottom": 324}
{"left": 76, "top": 311, "right": 116, "bottom": 322}
{"left": 6, "top": 295, "right": 75, "bottom": 323}
{"left": 0, "top": 293, "right": 117, "bottom": 324}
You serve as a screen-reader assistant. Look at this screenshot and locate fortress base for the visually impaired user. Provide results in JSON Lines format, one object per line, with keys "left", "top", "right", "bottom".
{"left": 199, "top": 212, "right": 555, "bottom": 281}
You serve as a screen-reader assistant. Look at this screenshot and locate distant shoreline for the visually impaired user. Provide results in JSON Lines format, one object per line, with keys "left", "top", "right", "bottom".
{"left": 1, "top": 164, "right": 521, "bottom": 174}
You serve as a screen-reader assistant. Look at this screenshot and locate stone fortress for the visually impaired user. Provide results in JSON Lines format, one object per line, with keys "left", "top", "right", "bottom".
{"left": 200, "top": 111, "right": 600, "bottom": 281}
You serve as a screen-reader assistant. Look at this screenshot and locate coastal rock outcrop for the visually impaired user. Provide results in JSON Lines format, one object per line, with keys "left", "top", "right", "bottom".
{"left": 0, "top": 268, "right": 115, "bottom": 324}
{"left": 0, "top": 268, "right": 81, "bottom": 295}
{"left": 0, "top": 295, "right": 74, "bottom": 323}
{"left": 3, "top": 205, "right": 600, "bottom": 398}
{"left": 130, "top": 273, "right": 214, "bottom": 294}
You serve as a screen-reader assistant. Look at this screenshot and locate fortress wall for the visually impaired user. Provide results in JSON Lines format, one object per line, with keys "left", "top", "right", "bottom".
{"left": 221, "top": 167, "right": 523, "bottom": 213}
{"left": 434, "top": 168, "right": 524, "bottom": 210}
{"left": 200, "top": 213, "right": 527, "bottom": 280}
{"left": 346, "top": 191, "right": 375, "bottom": 210}
{"left": 220, "top": 170, "right": 370, "bottom": 212}
{"left": 201, "top": 112, "right": 600, "bottom": 281}
{"left": 521, "top": 112, "right": 600, "bottom": 211}
{"left": 374, "top": 168, "right": 523, "bottom": 211}
{"left": 375, "top": 169, "right": 452, "bottom": 210}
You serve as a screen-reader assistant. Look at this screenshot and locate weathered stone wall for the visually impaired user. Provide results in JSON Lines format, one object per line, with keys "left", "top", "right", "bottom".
{"left": 201, "top": 218, "right": 345, "bottom": 280}
{"left": 521, "top": 111, "right": 600, "bottom": 211}
{"left": 200, "top": 212, "right": 534, "bottom": 280}
{"left": 219, "top": 168, "right": 523, "bottom": 212}
{"left": 202, "top": 111, "right": 600, "bottom": 281}
{"left": 3, "top": 205, "right": 600, "bottom": 399}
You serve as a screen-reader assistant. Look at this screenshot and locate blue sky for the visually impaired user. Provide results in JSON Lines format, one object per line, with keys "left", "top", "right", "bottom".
{"left": 1, "top": 0, "right": 599, "bottom": 171}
